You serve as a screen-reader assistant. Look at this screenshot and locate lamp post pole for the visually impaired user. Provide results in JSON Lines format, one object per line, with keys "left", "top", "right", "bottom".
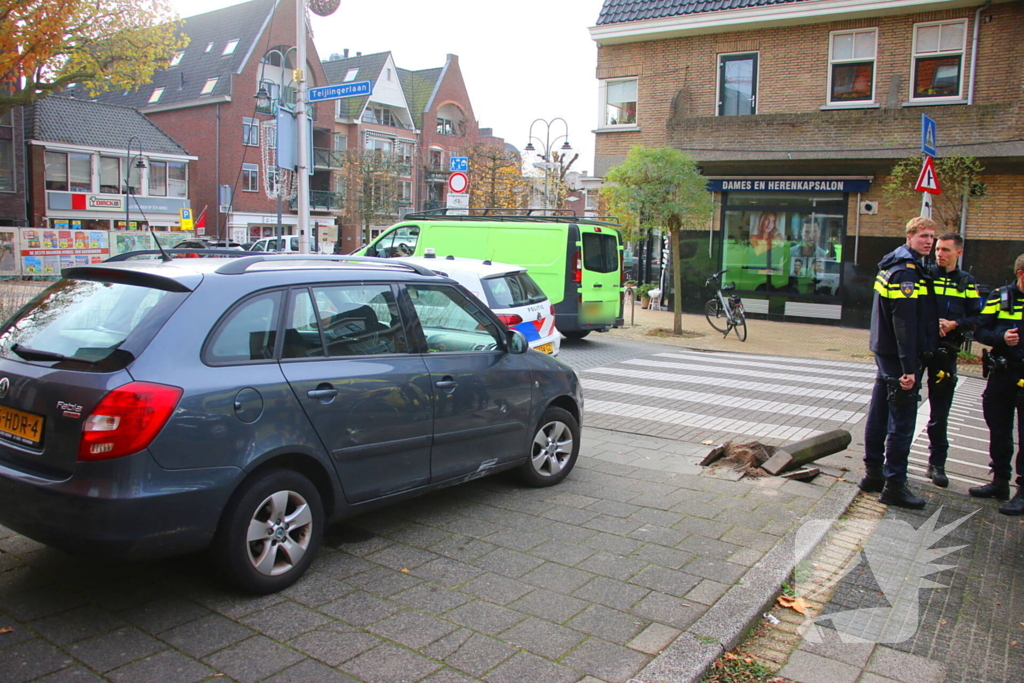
{"left": 295, "top": 0, "right": 311, "bottom": 254}
{"left": 256, "top": 46, "right": 297, "bottom": 253}
{"left": 124, "top": 136, "right": 146, "bottom": 231}
{"left": 524, "top": 118, "right": 571, "bottom": 211}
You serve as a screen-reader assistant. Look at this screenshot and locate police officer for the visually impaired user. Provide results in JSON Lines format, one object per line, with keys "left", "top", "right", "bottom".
{"left": 925, "top": 233, "right": 982, "bottom": 487}
{"left": 860, "top": 216, "right": 939, "bottom": 509}
{"left": 971, "top": 254, "right": 1024, "bottom": 514}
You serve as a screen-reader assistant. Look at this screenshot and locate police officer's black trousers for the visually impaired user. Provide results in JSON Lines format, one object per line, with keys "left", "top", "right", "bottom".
{"left": 982, "top": 371, "right": 1024, "bottom": 487}
{"left": 864, "top": 354, "right": 920, "bottom": 484}
{"left": 925, "top": 351, "right": 958, "bottom": 468}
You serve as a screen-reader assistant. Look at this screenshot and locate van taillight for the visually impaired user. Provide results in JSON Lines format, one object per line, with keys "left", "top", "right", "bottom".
{"left": 78, "top": 382, "right": 183, "bottom": 461}
{"left": 572, "top": 252, "right": 582, "bottom": 283}
{"left": 497, "top": 314, "right": 523, "bottom": 328}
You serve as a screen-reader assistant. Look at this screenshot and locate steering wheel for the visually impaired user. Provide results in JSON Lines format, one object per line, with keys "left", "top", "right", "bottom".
{"left": 397, "top": 243, "right": 412, "bottom": 256}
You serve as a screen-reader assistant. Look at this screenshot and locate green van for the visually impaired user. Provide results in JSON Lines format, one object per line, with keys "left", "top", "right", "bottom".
{"left": 356, "top": 211, "right": 624, "bottom": 338}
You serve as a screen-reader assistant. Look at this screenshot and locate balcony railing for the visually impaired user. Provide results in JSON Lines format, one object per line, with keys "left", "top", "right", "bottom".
{"left": 424, "top": 169, "right": 447, "bottom": 182}
{"left": 289, "top": 190, "right": 345, "bottom": 212}
{"left": 313, "top": 148, "right": 346, "bottom": 168}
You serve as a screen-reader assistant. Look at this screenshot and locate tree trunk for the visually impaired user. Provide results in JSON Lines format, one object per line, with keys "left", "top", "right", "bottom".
{"left": 672, "top": 228, "right": 683, "bottom": 335}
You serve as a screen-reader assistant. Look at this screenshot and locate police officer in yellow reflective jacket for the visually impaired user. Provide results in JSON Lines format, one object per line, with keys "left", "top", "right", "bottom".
{"left": 971, "top": 254, "right": 1024, "bottom": 515}
{"left": 924, "top": 233, "right": 982, "bottom": 488}
{"left": 860, "top": 217, "right": 939, "bottom": 509}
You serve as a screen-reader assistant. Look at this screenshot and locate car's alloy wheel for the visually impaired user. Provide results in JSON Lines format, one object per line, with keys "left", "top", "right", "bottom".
{"left": 520, "top": 407, "right": 580, "bottom": 487}
{"left": 213, "top": 469, "right": 323, "bottom": 594}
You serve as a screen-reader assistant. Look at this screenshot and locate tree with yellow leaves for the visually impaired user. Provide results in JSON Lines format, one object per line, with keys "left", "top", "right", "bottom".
{"left": 464, "top": 143, "right": 529, "bottom": 210}
{"left": 1, "top": 0, "right": 187, "bottom": 115}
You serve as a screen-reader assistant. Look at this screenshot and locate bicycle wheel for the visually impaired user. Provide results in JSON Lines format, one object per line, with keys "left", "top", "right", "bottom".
{"left": 732, "top": 308, "right": 748, "bottom": 342}
{"left": 704, "top": 299, "right": 728, "bottom": 333}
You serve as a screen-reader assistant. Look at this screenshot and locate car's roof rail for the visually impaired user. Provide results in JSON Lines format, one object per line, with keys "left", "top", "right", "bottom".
{"left": 106, "top": 248, "right": 248, "bottom": 261}
{"left": 213, "top": 254, "right": 439, "bottom": 276}
{"left": 401, "top": 208, "right": 621, "bottom": 227}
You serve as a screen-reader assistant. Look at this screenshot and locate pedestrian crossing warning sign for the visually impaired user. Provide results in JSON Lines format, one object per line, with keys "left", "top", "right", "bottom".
{"left": 915, "top": 156, "right": 941, "bottom": 195}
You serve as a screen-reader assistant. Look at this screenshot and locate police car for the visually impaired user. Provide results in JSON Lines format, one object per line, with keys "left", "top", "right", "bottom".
{"left": 395, "top": 253, "right": 561, "bottom": 355}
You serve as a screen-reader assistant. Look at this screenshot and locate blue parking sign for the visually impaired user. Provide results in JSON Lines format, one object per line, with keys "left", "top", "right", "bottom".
{"left": 449, "top": 157, "right": 468, "bottom": 173}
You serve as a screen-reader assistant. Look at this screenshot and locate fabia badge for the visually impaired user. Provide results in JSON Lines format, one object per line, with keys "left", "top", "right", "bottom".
{"left": 0, "top": 377, "right": 9, "bottom": 399}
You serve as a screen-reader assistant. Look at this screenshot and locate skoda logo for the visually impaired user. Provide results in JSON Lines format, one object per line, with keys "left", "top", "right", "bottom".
{"left": 0, "top": 378, "right": 8, "bottom": 399}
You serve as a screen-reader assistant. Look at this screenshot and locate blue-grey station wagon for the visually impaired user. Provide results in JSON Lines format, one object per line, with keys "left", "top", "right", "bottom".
{"left": 0, "top": 254, "right": 583, "bottom": 593}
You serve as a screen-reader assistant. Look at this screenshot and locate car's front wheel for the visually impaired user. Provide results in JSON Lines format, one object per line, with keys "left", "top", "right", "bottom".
{"left": 519, "top": 407, "right": 580, "bottom": 487}
{"left": 212, "top": 469, "right": 324, "bottom": 594}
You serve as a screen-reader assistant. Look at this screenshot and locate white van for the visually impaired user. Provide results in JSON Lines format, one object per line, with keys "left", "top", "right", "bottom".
{"left": 249, "top": 236, "right": 321, "bottom": 253}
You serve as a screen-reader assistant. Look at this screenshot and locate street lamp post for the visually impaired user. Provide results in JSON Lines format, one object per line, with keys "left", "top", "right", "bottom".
{"left": 524, "top": 118, "right": 571, "bottom": 210}
{"left": 124, "top": 136, "right": 147, "bottom": 231}
{"left": 255, "top": 47, "right": 296, "bottom": 253}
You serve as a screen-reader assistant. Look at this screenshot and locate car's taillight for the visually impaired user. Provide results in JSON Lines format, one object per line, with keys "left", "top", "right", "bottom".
{"left": 549, "top": 305, "right": 556, "bottom": 320}
{"left": 78, "top": 382, "right": 183, "bottom": 461}
{"left": 497, "top": 314, "right": 523, "bottom": 328}
{"left": 572, "top": 252, "right": 582, "bottom": 283}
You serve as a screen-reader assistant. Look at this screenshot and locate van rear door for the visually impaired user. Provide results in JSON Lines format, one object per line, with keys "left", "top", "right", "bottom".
{"left": 579, "top": 228, "right": 622, "bottom": 327}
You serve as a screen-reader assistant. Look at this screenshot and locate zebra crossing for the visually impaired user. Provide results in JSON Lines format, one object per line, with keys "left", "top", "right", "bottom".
{"left": 578, "top": 347, "right": 993, "bottom": 491}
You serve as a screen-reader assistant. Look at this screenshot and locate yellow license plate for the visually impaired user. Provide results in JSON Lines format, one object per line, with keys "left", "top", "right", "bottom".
{"left": 535, "top": 343, "right": 554, "bottom": 354}
{"left": 0, "top": 405, "right": 44, "bottom": 447}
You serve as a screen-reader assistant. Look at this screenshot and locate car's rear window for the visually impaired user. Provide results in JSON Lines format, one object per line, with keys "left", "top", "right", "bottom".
{"left": 582, "top": 233, "right": 619, "bottom": 274}
{"left": 482, "top": 272, "right": 547, "bottom": 308}
{"left": 0, "top": 279, "right": 185, "bottom": 370}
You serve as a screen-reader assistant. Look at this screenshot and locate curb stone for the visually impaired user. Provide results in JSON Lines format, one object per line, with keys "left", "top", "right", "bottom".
{"left": 629, "top": 480, "right": 860, "bottom": 683}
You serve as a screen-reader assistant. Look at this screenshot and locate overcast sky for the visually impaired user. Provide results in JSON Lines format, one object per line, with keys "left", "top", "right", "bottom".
{"left": 169, "top": 0, "right": 607, "bottom": 175}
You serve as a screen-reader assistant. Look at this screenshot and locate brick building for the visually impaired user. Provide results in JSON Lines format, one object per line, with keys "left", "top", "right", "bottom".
{"left": 592, "top": 0, "right": 1024, "bottom": 326}
{"left": 90, "top": 0, "right": 336, "bottom": 248}
{"left": 322, "top": 51, "right": 506, "bottom": 250}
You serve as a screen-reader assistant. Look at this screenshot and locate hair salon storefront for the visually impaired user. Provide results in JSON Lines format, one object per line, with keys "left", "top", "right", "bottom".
{"left": 704, "top": 177, "right": 873, "bottom": 326}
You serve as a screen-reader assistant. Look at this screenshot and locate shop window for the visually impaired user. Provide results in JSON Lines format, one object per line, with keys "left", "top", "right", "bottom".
{"left": 719, "top": 53, "right": 757, "bottom": 116}
{"left": 168, "top": 162, "right": 187, "bottom": 198}
{"left": 243, "top": 117, "right": 260, "bottom": 146}
{"left": 601, "top": 78, "right": 637, "bottom": 127}
{"left": 720, "top": 192, "right": 845, "bottom": 298}
{"left": 148, "top": 161, "right": 167, "bottom": 196}
{"left": 45, "top": 152, "right": 68, "bottom": 191}
{"left": 99, "top": 157, "right": 121, "bottom": 194}
{"left": 829, "top": 29, "right": 876, "bottom": 103}
{"left": 242, "top": 163, "right": 259, "bottom": 192}
{"left": 912, "top": 20, "right": 966, "bottom": 99}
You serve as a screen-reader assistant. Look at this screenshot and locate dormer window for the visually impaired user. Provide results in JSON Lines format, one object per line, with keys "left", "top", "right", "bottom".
{"left": 169, "top": 51, "right": 184, "bottom": 67}
{"left": 223, "top": 39, "right": 239, "bottom": 56}
{"left": 204, "top": 42, "right": 214, "bottom": 53}
{"left": 201, "top": 78, "right": 218, "bottom": 95}
{"left": 344, "top": 68, "right": 358, "bottom": 82}
{"left": 148, "top": 87, "right": 165, "bottom": 103}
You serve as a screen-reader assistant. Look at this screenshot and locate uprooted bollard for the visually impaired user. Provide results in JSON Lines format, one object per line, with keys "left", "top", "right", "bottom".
{"left": 761, "top": 430, "right": 852, "bottom": 476}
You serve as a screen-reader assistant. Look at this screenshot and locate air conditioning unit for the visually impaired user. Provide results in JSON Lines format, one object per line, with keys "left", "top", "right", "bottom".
{"left": 859, "top": 201, "right": 878, "bottom": 215}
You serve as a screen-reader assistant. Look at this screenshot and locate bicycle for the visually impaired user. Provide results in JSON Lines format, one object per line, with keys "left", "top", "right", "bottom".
{"left": 704, "top": 269, "right": 747, "bottom": 341}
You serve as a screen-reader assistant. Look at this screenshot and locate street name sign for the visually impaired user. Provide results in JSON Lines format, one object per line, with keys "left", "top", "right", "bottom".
{"left": 307, "top": 81, "right": 372, "bottom": 102}
{"left": 921, "top": 114, "right": 938, "bottom": 157}
{"left": 915, "top": 156, "right": 941, "bottom": 194}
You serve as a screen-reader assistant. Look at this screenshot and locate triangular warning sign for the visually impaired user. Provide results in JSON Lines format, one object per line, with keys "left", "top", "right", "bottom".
{"left": 915, "top": 156, "right": 942, "bottom": 195}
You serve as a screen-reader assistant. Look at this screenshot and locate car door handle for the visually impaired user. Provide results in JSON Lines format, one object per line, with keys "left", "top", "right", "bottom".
{"left": 307, "top": 388, "right": 339, "bottom": 399}
{"left": 593, "top": 284, "right": 603, "bottom": 288}
{"left": 435, "top": 379, "right": 458, "bottom": 390}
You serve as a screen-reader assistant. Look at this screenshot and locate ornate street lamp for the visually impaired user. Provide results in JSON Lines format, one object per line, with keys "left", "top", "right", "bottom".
{"left": 524, "top": 118, "right": 571, "bottom": 210}
{"left": 124, "top": 136, "right": 147, "bottom": 230}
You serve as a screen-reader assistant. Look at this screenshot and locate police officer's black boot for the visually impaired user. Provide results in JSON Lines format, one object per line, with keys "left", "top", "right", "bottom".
{"left": 998, "top": 488, "right": 1024, "bottom": 516}
{"left": 927, "top": 464, "right": 949, "bottom": 488}
{"left": 968, "top": 478, "right": 1010, "bottom": 501}
{"left": 879, "top": 481, "right": 926, "bottom": 510}
{"left": 858, "top": 465, "right": 885, "bottom": 493}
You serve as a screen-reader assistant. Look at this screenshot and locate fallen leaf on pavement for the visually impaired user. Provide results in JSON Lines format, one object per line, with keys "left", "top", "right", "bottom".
{"left": 0, "top": 627, "right": 13, "bottom": 634}
{"left": 777, "top": 595, "right": 810, "bottom": 615}
{"left": 400, "top": 569, "right": 409, "bottom": 573}
{"left": 701, "top": 440, "right": 714, "bottom": 445}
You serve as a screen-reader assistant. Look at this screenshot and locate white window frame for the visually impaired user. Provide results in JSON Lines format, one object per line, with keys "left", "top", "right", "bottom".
{"left": 148, "top": 87, "right": 165, "bottom": 104}
{"left": 200, "top": 78, "right": 218, "bottom": 95}
{"left": 223, "top": 39, "right": 239, "bottom": 56}
{"left": 599, "top": 77, "right": 638, "bottom": 128}
{"left": 204, "top": 42, "right": 214, "bottom": 53}
{"left": 343, "top": 68, "right": 358, "bottom": 82}
{"left": 827, "top": 29, "right": 877, "bottom": 105}
{"left": 910, "top": 19, "right": 968, "bottom": 102}
{"left": 243, "top": 117, "right": 260, "bottom": 147}
{"left": 242, "top": 163, "right": 259, "bottom": 192}
{"left": 169, "top": 51, "right": 184, "bottom": 67}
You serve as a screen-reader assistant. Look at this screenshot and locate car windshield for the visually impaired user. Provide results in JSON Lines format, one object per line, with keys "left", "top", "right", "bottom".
{"left": 482, "top": 272, "right": 546, "bottom": 308}
{"left": 0, "top": 279, "right": 185, "bottom": 368}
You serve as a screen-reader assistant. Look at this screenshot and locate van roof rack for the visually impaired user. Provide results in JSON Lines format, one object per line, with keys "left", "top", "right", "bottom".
{"left": 402, "top": 208, "right": 621, "bottom": 227}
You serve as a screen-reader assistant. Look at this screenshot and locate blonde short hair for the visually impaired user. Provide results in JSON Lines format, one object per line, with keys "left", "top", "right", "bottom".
{"left": 906, "top": 216, "right": 940, "bottom": 236}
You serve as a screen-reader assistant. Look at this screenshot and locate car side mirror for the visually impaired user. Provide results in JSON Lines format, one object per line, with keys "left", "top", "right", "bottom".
{"left": 507, "top": 329, "right": 529, "bottom": 354}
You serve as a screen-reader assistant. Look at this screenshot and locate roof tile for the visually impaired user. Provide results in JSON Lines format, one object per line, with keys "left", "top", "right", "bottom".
{"left": 597, "top": 0, "right": 808, "bottom": 25}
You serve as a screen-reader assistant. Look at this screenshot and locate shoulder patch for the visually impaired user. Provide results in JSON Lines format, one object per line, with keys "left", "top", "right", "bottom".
{"left": 900, "top": 281, "right": 915, "bottom": 297}
{"left": 906, "top": 263, "right": 915, "bottom": 269}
